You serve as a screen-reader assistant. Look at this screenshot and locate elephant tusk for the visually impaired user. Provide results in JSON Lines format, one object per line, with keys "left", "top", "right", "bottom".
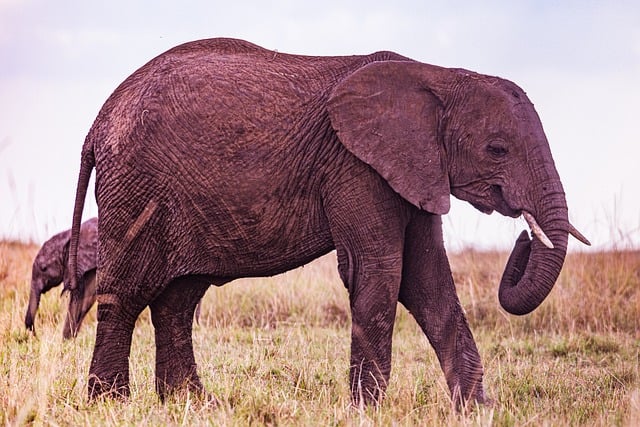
{"left": 568, "top": 223, "right": 591, "bottom": 246}
{"left": 522, "top": 211, "right": 554, "bottom": 249}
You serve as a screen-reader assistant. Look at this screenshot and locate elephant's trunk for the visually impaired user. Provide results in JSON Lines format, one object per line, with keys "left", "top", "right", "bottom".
{"left": 498, "top": 184, "right": 569, "bottom": 315}
{"left": 63, "top": 270, "right": 98, "bottom": 339}
{"left": 63, "top": 286, "right": 83, "bottom": 339}
{"left": 63, "top": 308, "right": 79, "bottom": 340}
{"left": 25, "top": 281, "right": 43, "bottom": 332}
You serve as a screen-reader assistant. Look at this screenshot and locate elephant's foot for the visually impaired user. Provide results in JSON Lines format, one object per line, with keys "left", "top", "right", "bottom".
{"left": 350, "top": 370, "right": 387, "bottom": 408}
{"left": 349, "top": 355, "right": 391, "bottom": 407}
{"left": 88, "top": 372, "right": 130, "bottom": 400}
{"left": 450, "top": 380, "right": 492, "bottom": 412}
{"left": 156, "top": 366, "right": 204, "bottom": 402}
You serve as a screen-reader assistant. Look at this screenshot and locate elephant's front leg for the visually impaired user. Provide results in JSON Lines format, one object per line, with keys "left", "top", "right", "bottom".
{"left": 348, "top": 265, "right": 401, "bottom": 406}
{"left": 332, "top": 219, "right": 406, "bottom": 406}
{"left": 149, "top": 275, "right": 212, "bottom": 401}
{"left": 324, "top": 167, "right": 411, "bottom": 406}
{"left": 398, "top": 212, "right": 487, "bottom": 409}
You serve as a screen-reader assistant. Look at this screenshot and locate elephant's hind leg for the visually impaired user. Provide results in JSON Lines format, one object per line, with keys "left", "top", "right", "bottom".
{"left": 88, "top": 293, "right": 146, "bottom": 399}
{"left": 149, "top": 275, "right": 213, "bottom": 401}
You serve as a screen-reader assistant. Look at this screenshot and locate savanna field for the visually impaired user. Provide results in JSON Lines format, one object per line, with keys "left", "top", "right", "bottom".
{"left": 1, "top": 240, "right": 639, "bottom": 426}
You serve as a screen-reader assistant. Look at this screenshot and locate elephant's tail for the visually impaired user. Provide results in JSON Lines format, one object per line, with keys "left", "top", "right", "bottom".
{"left": 68, "top": 140, "right": 95, "bottom": 291}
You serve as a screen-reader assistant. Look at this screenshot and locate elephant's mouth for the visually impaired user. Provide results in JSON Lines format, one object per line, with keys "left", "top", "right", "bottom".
{"left": 489, "top": 185, "right": 521, "bottom": 218}
{"left": 470, "top": 202, "right": 494, "bottom": 215}
{"left": 466, "top": 185, "right": 521, "bottom": 218}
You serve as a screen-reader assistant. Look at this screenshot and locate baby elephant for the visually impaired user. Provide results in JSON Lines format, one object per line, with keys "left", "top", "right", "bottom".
{"left": 25, "top": 217, "right": 203, "bottom": 339}
{"left": 25, "top": 217, "right": 98, "bottom": 339}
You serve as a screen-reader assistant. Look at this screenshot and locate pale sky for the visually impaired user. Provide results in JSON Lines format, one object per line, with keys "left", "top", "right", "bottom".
{"left": 1, "top": 0, "right": 639, "bottom": 250}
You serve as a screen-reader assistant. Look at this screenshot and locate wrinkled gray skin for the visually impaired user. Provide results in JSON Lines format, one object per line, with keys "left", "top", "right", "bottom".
{"left": 69, "top": 38, "right": 589, "bottom": 407}
{"left": 26, "top": 217, "right": 98, "bottom": 339}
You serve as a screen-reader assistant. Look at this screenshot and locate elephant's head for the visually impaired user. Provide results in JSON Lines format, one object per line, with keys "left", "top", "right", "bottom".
{"left": 328, "top": 61, "right": 589, "bottom": 315}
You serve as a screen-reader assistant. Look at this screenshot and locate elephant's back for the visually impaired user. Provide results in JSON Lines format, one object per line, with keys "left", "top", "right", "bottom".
{"left": 93, "top": 38, "right": 411, "bottom": 119}
{"left": 88, "top": 38, "right": 410, "bottom": 144}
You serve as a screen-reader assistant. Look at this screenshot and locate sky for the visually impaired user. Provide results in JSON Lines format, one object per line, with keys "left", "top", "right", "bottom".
{"left": 1, "top": 0, "right": 639, "bottom": 250}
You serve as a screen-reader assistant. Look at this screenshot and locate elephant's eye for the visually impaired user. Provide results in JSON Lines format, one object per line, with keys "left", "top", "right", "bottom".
{"left": 487, "top": 142, "right": 508, "bottom": 158}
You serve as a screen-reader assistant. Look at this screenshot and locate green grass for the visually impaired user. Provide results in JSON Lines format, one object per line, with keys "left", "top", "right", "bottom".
{"left": 1, "top": 241, "right": 639, "bottom": 425}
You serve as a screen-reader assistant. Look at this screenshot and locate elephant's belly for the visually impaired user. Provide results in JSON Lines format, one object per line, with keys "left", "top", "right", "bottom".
{"left": 169, "top": 199, "right": 336, "bottom": 279}
{"left": 184, "top": 232, "right": 335, "bottom": 279}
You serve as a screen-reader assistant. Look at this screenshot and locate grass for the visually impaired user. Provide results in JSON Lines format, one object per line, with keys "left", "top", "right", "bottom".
{"left": 1, "top": 240, "right": 639, "bottom": 425}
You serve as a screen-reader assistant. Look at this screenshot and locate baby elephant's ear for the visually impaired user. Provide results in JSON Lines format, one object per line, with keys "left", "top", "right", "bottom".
{"left": 328, "top": 60, "right": 451, "bottom": 215}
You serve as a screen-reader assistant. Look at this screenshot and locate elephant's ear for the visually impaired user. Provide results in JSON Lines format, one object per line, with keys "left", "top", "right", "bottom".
{"left": 77, "top": 218, "right": 98, "bottom": 275}
{"left": 328, "top": 60, "right": 451, "bottom": 214}
{"left": 60, "top": 232, "right": 72, "bottom": 287}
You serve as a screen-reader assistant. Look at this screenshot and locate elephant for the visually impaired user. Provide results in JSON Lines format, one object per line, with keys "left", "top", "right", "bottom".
{"left": 26, "top": 217, "right": 98, "bottom": 339}
{"left": 68, "top": 38, "right": 590, "bottom": 407}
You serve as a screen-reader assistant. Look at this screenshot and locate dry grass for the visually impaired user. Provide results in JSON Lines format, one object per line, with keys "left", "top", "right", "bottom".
{"left": 451, "top": 249, "right": 640, "bottom": 336}
{"left": 1, "top": 240, "right": 638, "bottom": 425}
